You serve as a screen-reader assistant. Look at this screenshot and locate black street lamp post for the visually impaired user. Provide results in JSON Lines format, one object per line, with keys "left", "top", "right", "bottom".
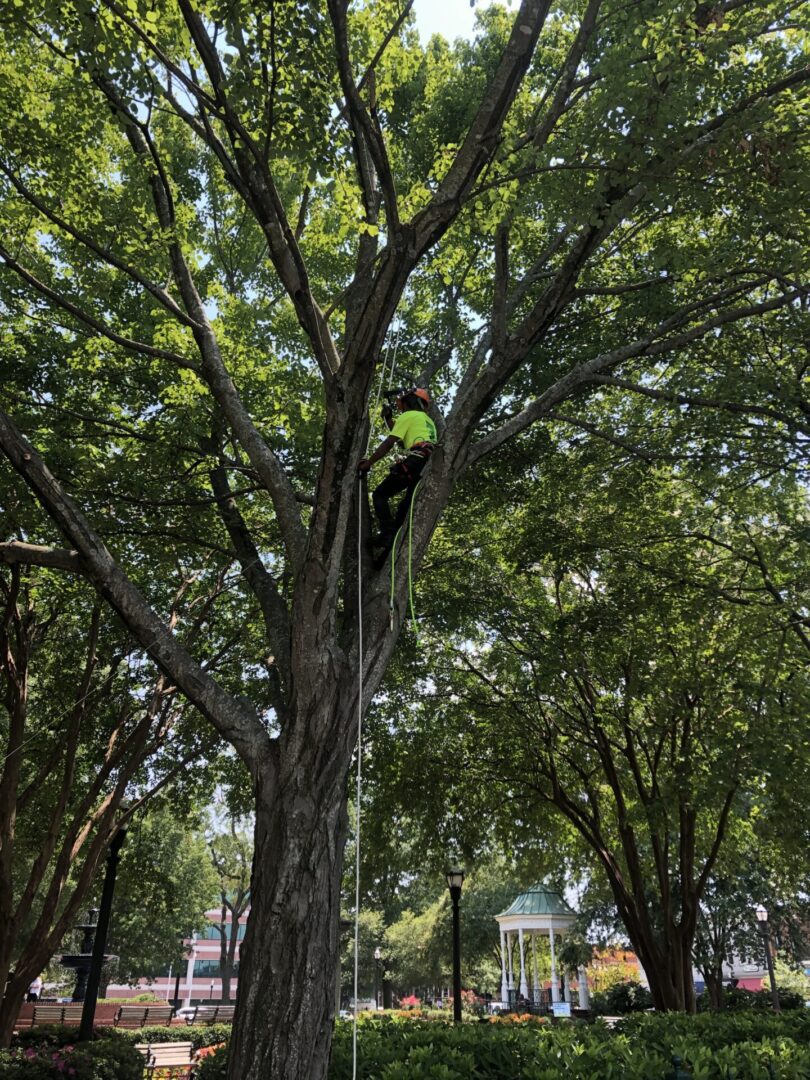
{"left": 374, "top": 947, "right": 382, "bottom": 1010}
{"left": 445, "top": 868, "right": 465, "bottom": 1025}
{"left": 755, "top": 905, "right": 781, "bottom": 1013}
{"left": 78, "top": 824, "right": 128, "bottom": 1041}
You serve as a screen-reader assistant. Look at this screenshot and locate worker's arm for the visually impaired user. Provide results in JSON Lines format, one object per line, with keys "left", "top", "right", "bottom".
{"left": 358, "top": 435, "right": 398, "bottom": 474}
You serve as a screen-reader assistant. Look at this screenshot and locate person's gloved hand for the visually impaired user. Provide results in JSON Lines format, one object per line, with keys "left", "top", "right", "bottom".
{"left": 358, "top": 458, "right": 372, "bottom": 475}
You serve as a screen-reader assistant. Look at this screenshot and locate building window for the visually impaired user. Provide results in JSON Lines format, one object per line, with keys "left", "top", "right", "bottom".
{"left": 192, "top": 959, "right": 240, "bottom": 978}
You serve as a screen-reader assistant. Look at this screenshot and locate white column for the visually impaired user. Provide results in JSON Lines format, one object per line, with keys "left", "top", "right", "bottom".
{"left": 578, "top": 966, "right": 590, "bottom": 1009}
{"left": 562, "top": 968, "right": 569, "bottom": 1003}
{"left": 506, "top": 932, "right": 514, "bottom": 994}
{"left": 531, "top": 934, "right": 539, "bottom": 1004}
{"left": 499, "top": 930, "right": 508, "bottom": 1004}
{"left": 518, "top": 928, "right": 528, "bottom": 998}
{"left": 549, "top": 925, "right": 559, "bottom": 1003}
{"left": 183, "top": 944, "right": 196, "bottom": 1008}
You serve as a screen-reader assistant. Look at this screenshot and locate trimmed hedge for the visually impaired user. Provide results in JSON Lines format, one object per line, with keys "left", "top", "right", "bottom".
{"left": 114, "top": 1023, "right": 232, "bottom": 1050}
{"left": 195, "top": 1011, "right": 810, "bottom": 1079}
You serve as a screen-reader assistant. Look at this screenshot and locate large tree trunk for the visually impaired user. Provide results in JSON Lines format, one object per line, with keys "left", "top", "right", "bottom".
{"left": 623, "top": 922, "right": 696, "bottom": 1013}
{"left": 227, "top": 737, "right": 351, "bottom": 1080}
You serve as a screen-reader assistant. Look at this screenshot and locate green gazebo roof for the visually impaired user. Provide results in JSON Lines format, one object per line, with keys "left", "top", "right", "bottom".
{"left": 497, "top": 884, "right": 577, "bottom": 919}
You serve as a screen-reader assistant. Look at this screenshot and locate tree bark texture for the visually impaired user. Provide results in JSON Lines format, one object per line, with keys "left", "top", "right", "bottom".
{"left": 228, "top": 748, "right": 351, "bottom": 1080}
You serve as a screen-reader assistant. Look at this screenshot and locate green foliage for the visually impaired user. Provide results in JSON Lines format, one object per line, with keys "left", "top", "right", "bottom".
{"left": 103, "top": 806, "right": 218, "bottom": 985}
{"left": 0, "top": 1032, "right": 142, "bottom": 1079}
{"left": 696, "top": 987, "right": 807, "bottom": 1013}
{"left": 113, "top": 1023, "right": 232, "bottom": 1049}
{"left": 590, "top": 981, "right": 654, "bottom": 1016}
{"left": 195, "top": 1012, "right": 810, "bottom": 1079}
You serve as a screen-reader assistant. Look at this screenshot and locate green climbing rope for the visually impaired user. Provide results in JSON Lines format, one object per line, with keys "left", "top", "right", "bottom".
{"left": 388, "top": 478, "right": 423, "bottom": 640}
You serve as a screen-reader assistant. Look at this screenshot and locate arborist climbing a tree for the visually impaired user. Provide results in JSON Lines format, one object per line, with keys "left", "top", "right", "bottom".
{"left": 358, "top": 387, "right": 437, "bottom": 552}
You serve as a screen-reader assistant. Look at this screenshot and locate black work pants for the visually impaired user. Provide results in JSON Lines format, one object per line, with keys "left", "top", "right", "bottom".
{"left": 372, "top": 453, "right": 429, "bottom": 542}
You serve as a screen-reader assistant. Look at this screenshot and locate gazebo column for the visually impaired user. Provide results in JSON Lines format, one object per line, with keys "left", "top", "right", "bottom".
{"left": 506, "top": 932, "right": 514, "bottom": 995}
{"left": 578, "top": 966, "right": 590, "bottom": 1009}
{"left": 549, "top": 924, "right": 559, "bottom": 1003}
{"left": 499, "top": 930, "right": 508, "bottom": 1003}
{"left": 562, "top": 968, "right": 569, "bottom": 1003}
{"left": 518, "top": 928, "right": 528, "bottom": 998}
{"left": 531, "top": 933, "right": 539, "bottom": 1005}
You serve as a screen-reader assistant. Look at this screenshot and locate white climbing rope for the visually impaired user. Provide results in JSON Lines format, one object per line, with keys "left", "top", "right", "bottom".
{"left": 352, "top": 474, "right": 364, "bottom": 1079}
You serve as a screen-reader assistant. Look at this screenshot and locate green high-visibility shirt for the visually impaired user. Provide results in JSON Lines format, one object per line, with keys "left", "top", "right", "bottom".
{"left": 391, "top": 410, "right": 437, "bottom": 450}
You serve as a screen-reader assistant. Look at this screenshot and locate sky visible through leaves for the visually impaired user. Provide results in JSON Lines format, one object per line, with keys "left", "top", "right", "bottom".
{"left": 414, "top": 0, "right": 504, "bottom": 44}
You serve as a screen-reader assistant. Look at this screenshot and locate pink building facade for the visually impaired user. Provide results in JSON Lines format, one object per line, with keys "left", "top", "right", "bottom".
{"left": 105, "top": 907, "right": 246, "bottom": 1003}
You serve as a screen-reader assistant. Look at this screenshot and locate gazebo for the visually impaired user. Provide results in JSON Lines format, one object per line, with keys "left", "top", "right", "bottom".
{"left": 495, "top": 883, "right": 589, "bottom": 1009}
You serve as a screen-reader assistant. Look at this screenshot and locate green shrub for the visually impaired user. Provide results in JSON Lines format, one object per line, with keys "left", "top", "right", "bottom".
{"left": 0, "top": 1036, "right": 142, "bottom": 1079}
{"left": 591, "top": 980, "right": 654, "bottom": 1015}
{"left": 113, "top": 1022, "right": 231, "bottom": 1050}
{"left": 193, "top": 1012, "right": 810, "bottom": 1079}
{"left": 697, "top": 986, "right": 807, "bottom": 1012}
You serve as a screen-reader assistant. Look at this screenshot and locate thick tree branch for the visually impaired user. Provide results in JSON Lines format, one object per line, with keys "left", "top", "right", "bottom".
{"left": 465, "top": 287, "right": 799, "bottom": 467}
{"left": 0, "top": 248, "right": 197, "bottom": 369}
{"left": 0, "top": 542, "right": 80, "bottom": 574}
{"left": 410, "top": 0, "right": 552, "bottom": 255}
{"left": 209, "top": 458, "right": 291, "bottom": 712}
{"left": 0, "top": 407, "right": 271, "bottom": 775}
{"left": 90, "top": 73, "right": 307, "bottom": 572}
{"left": 328, "top": 0, "right": 399, "bottom": 237}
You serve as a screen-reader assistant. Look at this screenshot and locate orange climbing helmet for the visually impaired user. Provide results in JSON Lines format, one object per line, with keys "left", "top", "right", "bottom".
{"left": 413, "top": 387, "right": 430, "bottom": 405}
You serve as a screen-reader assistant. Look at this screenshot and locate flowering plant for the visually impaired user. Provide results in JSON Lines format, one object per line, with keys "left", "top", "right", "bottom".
{"left": 0, "top": 1037, "right": 142, "bottom": 1078}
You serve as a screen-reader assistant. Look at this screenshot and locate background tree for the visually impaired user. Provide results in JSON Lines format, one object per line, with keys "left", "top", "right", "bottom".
{"left": 0, "top": 565, "right": 220, "bottom": 1040}
{"left": 207, "top": 816, "right": 252, "bottom": 1004}
{"left": 0, "top": 1, "right": 806, "bottom": 1074}
{"left": 103, "top": 806, "right": 218, "bottom": 990}
{"left": 364, "top": 427, "right": 809, "bottom": 1011}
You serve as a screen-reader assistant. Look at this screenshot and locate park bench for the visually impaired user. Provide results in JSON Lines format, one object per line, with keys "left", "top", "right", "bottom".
{"left": 114, "top": 1003, "right": 175, "bottom": 1028}
{"left": 16, "top": 1003, "right": 86, "bottom": 1028}
{"left": 183, "top": 1004, "right": 236, "bottom": 1024}
{"left": 136, "top": 1041, "right": 195, "bottom": 1077}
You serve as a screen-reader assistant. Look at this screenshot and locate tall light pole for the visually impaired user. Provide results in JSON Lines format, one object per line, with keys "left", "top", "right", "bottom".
{"left": 445, "top": 868, "right": 465, "bottom": 1025}
{"left": 374, "top": 947, "right": 382, "bottom": 1010}
{"left": 755, "top": 905, "right": 781, "bottom": 1013}
{"left": 78, "top": 823, "right": 128, "bottom": 1041}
